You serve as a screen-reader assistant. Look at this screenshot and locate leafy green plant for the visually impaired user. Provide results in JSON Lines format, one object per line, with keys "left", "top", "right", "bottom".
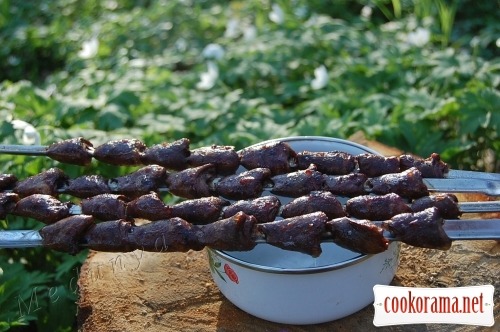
{"left": 0, "top": 1, "right": 499, "bottom": 330}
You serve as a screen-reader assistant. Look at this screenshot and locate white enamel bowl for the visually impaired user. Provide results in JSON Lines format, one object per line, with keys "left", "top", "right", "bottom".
{"left": 207, "top": 136, "right": 400, "bottom": 325}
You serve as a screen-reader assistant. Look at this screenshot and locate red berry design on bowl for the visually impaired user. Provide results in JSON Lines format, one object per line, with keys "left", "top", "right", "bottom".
{"left": 224, "top": 264, "right": 239, "bottom": 284}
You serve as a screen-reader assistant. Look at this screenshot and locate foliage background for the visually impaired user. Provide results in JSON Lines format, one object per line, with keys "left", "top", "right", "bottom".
{"left": 0, "top": 0, "right": 498, "bottom": 330}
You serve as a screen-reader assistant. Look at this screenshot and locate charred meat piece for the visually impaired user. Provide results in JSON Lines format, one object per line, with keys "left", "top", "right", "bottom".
{"left": 222, "top": 196, "right": 281, "bottom": 224}
{"left": 40, "top": 215, "right": 95, "bottom": 254}
{"left": 364, "top": 167, "right": 429, "bottom": 199}
{"left": 270, "top": 165, "right": 324, "bottom": 197}
{"left": 281, "top": 191, "right": 345, "bottom": 219}
{"left": 214, "top": 168, "right": 271, "bottom": 200}
{"left": 188, "top": 145, "right": 239, "bottom": 175}
{"left": 12, "top": 194, "right": 72, "bottom": 224}
{"left": 382, "top": 207, "right": 451, "bottom": 250}
{"left": 108, "top": 165, "right": 168, "bottom": 198}
{"left": 326, "top": 217, "right": 388, "bottom": 254}
{"left": 131, "top": 218, "right": 202, "bottom": 252}
{"left": 356, "top": 154, "right": 400, "bottom": 177}
{"left": 141, "top": 138, "right": 190, "bottom": 170}
{"left": 195, "top": 212, "right": 258, "bottom": 251}
{"left": 411, "top": 194, "right": 461, "bottom": 219}
{"left": 171, "top": 196, "right": 229, "bottom": 225}
{"left": 46, "top": 137, "right": 94, "bottom": 166}
{"left": 0, "top": 193, "right": 19, "bottom": 219}
{"left": 346, "top": 193, "right": 412, "bottom": 220}
{"left": 13, "top": 167, "right": 68, "bottom": 197}
{"left": 0, "top": 174, "right": 18, "bottom": 190}
{"left": 167, "top": 164, "right": 216, "bottom": 199}
{"left": 400, "top": 153, "right": 449, "bottom": 178}
{"left": 297, "top": 151, "right": 356, "bottom": 175}
{"left": 127, "top": 192, "right": 172, "bottom": 221}
{"left": 83, "top": 219, "right": 135, "bottom": 252}
{"left": 93, "top": 139, "right": 146, "bottom": 166}
{"left": 66, "top": 175, "right": 111, "bottom": 198}
{"left": 80, "top": 194, "right": 128, "bottom": 221}
{"left": 323, "top": 173, "right": 368, "bottom": 197}
{"left": 239, "top": 141, "right": 297, "bottom": 175}
{"left": 257, "top": 212, "right": 328, "bottom": 257}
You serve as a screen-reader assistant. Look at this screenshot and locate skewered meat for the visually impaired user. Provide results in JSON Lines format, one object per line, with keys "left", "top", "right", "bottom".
{"left": 108, "top": 165, "right": 168, "bottom": 198}
{"left": 131, "top": 218, "right": 202, "bottom": 252}
{"left": 167, "top": 164, "right": 216, "bottom": 199}
{"left": 411, "top": 194, "right": 461, "bottom": 219}
{"left": 222, "top": 196, "right": 281, "bottom": 224}
{"left": 83, "top": 219, "right": 136, "bottom": 252}
{"left": 270, "top": 165, "right": 324, "bottom": 197}
{"left": 171, "top": 196, "right": 229, "bottom": 224}
{"left": 141, "top": 138, "right": 190, "bottom": 170}
{"left": 257, "top": 212, "right": 328, "bottom": 257}
{"left": 0, "top": 193, "right": 19, "bottom": 219}
{"left": 13, "top": 167, "right": 68, "bottom": 197}
{"left": 346, "top": 193, "right": 412, "bottom": 220}
{"left": 0, "top": 174, "right": 17, "bottom": 190}
{"left": 80, "top": 194, "right": 128, "bottom": 221}
{"left": 12, "top": 194, "right": 72, "bottom": 224}
{"left": 326, "top": 217, "right": 388, "bottom": 254}
{"left": 281, "top": 191, "right": 345, "bottom": 219}
{"left": 214, "top": 168, "right": 271, "bottom": 200}
{"left": 400, "top": 153, "right": 449, "bottom": 178}
{"left": 296, "top": 151, "right": 356, "bottom": 175}
{"left": 66, "top": 175, "right": 111, "bottom": 198}
{"left": 382, "top": 207, "right": 451, "bottom": 250}
{"left": 195, "top": 212, "right": 258, "bottom": 251}
{"left": 357, "top": 154, "right": 400, "bottom": 177}
{"left": 364, "top": 167, "right": 429, "bottom": 199}
{"left": 40, "top": 215, "right": 95, "bottom": 254}
{"left": 93, "top": 139, "right": 146, "bottom": 166}
{"left": 46, "top": 137, "right": 94, "bottom": 166}
{"left": 239, "top": 141, "right": 297, "bottom": 175}
{"left": 323, "top": 173, "right": 368, "bottom": 197}
{"left": 187, "top": 145, "right": 239, "bottom": 175}
{"left": 127, "top": 192, "right": 172, "bottom": 221}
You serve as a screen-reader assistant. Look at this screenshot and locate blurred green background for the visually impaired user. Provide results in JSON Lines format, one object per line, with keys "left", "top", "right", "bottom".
{"left": 0, "top": 0, "right": 499, "bottom": 330}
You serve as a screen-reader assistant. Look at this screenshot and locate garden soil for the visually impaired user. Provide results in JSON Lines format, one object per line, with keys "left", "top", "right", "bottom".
{"left": 77, "top": 136, "right": 499, "bottom": 332}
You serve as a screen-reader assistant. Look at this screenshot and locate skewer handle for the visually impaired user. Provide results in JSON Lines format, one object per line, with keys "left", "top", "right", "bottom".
{"left": 0, "top": 230, "right": 43, "bottom": 248}
{"left": 424, "top": 178, "right": 500, "bottom": 197}
{"left": 0, "top": 145, "right": 47, "bottom": 156}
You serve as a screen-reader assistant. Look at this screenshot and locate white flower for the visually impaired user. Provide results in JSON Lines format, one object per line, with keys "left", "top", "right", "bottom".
{"left": 269, "top": 4, "right": 284, "bottom": 24}
{"left": 11, "top": 120, "right": 41, "bottom": 145}
{"left": 197, "top": 61, "right": 219, "bottom": 90}
{"left": 243, "top": 25, "right": 257, "bottom": 41}
{"left": 470, "top": 36, "right": 480, "bottom": 48}
{"left": 175, "top": 38, "right": 188, "bottom": 52}
{"left": 78, "top": 37, "right": 99, "bottom": 59}
{"left": 224, "top": 18, "right": 240, "bottom": 39}
{"left": 294, "top": 6, "right": 308, "bottom": 19}
{"left": 496, "top": 37, "right": 500, "bottom": 48}
{"left": 311, "top": 65, "right": 328, "bottom": 90}
{"left": 201, "top": 43, "right": 225, "bottom": 60}
{"left": 422, "top": 17, "right": 434, "bottom": 27}
{"left": 381, "top": 21, "right": 400, "bottom": 32}
{"left": 361, "top": 6, "right": 372, "bottom": 19}
{"left": 406, "top": 27, "right": 431, "bottom": 47}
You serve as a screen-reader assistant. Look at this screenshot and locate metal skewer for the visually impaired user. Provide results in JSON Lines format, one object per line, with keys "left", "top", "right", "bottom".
{"left": 0, "top": 145, "right": 47, "bottom": 156}
{"left": 60, "top": 201, "right": 500, "bottom": 216}
{"left": 1, "top": 219, "right": 499, "bottom": 249}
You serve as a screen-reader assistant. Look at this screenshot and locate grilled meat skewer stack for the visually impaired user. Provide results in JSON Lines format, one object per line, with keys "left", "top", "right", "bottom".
{"left": 1, "top": 191, "right": 463, "bottom": 225}
{"left": 38, "top": 207, "right": 449, "bottom": 257}
{"left": 0, "top": 136, "right": 494, "bottom": 257}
